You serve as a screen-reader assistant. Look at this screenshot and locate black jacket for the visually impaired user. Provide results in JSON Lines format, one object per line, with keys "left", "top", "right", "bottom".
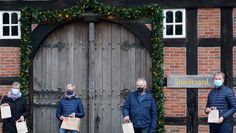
{"left": 1, "top": 95, "right": 30, "bottom": 125}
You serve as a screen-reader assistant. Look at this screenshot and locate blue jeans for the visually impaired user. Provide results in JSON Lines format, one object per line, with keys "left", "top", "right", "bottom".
{"left": 59, "top": 128, "right": 79, "bottom": 133}
{"left": 210, "top": 122, "right": 233, "bottom": 133}
{"left": 134, "top": 127, "right": 150, "bottom": 133}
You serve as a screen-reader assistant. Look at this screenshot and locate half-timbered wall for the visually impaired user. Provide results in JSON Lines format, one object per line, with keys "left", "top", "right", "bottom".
{"left": 2, "top": 1, "right": 236, "bottom": 133}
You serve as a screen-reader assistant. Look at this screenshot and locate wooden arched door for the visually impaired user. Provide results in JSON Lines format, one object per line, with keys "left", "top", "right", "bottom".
{"left": 33, "top": 21, "right": 152, "bottom": 133}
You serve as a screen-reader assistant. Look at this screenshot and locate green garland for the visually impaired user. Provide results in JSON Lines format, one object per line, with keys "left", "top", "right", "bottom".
{"left": 20, "top": 0, "right": 164, "bottom": 132}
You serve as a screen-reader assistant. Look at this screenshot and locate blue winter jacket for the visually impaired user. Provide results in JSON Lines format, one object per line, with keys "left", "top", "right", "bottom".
{"left": 56, "top": 96, "right": 85, "bottom": 120}
{"left": 206, "top": 85, "right": 236, "bottom": 122}
{"left": 122, "top": 91, "right": 157, "bottom": 133}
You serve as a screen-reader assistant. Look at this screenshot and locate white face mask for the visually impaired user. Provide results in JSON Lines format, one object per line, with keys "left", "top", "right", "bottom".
{"left": 11, "top": 88, "right": 20, "bottom": 95}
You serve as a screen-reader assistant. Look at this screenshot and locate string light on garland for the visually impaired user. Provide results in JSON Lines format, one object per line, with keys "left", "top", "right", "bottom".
{"left": 20, "top": 0, "right": 164, "bottom": 132}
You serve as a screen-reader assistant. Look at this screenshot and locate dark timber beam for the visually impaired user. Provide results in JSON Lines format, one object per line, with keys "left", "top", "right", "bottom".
{"left": 1, "top": 0, "right": 236, "bottom": 10}
{"left": 220, "top": 8, "right": 233, "bottom": 88}
{"left": 0, "top": 77, "right": 18, "bottom": 85}
{"left": 163, "top": 39, "right": 187, "bottom": 47}
{"left": 198, "top": 38, "right": 221, "bottom": 47}
{"left": 165, "top": 117, "right": 236, "bottom": 126}
{"left": 0, "top": 40, "right": 20, "bottom": 47}
{"left": 0, "top": 1, "right": 79, "bottom": 10}
{"left": 186, "top": 8, "right": 198, "bottom": 133}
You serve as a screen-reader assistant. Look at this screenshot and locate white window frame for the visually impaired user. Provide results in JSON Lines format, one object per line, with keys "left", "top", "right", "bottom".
{"left": 163, "top": 9, "right": 186, "bottom": 38}
{"left": 0, "top": 11, "right": 21, "bottom": 39}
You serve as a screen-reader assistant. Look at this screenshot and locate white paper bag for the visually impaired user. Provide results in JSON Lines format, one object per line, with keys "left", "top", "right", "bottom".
{"left": 1, "top": 105, "right": 11, "bottom": 119}
{"left": 122, "top": 122, "right": 135, "bottom": 133}
{"left": 61, "top": 117, "right": 80, "bottom": 131}
{"left": 208, "top": 108, "right": 219, "bottom": 123}
{"left": 16, "top": 121, "right": 28, "bottom": 133}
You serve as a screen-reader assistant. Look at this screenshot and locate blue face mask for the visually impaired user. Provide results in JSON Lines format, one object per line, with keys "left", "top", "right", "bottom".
{"left": 214, "top": 80, "right": 223, "bottom": 88}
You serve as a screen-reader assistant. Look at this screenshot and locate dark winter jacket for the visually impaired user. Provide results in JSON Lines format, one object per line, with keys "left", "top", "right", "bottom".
{"left": 122, "top": 91, "right": 157, "bottom": 133}
{"left": 1, "top": 95, "right": 30, "bottom": 125}
{"left": 56, "top": 96, "right": 85, "bottom": 120}
{"left": 206, "top": 85, "right": 236, "bottom": 122}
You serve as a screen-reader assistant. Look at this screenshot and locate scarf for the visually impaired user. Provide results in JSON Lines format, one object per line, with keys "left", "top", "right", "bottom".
{"left": 7, "top": 90, "right": 22, "bottom": 100}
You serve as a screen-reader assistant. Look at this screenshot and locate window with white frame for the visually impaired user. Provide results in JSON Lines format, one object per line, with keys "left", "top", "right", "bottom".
{"left": 0, "top": 11, "right": 21, "bottom": 39}
{"left": 163, "top": 9, "right": 186, "bottom": 38}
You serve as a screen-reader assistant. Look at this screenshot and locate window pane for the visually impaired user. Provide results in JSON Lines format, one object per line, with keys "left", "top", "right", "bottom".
{"left": 12, "top": 26, "right": 18, "bottom": 36}
{"left": 3, "top": 26, "right": 9, "bottom": 36}
{"left": 166, "top": 11, "right": 173, "bottom": 23}
{"left": 175, "top": 11, "right": 183, "bottom": 22}
{"left": 11, "top": 13, "right": 18, "bottom": 24}
{"left": 3, "top": 13, "right": 9, "bottom": 24}
{"left": 166, "top": 25, "right": 173, "bottom": 35}
{"left": 176, "top": 25, "right": 183, "bottom": 35}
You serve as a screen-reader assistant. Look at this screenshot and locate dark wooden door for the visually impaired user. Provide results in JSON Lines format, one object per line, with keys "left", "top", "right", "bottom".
{"left": 33, "top": 21, "right": 152, "bottom": 133}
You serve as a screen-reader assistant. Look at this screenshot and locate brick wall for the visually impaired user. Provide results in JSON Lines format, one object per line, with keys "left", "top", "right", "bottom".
{"left": 0, "top": 47, "right": 20, "bottom": 132}
{"left": 233, "top": 47, "right": 236, "bottom": 76}
{"left": 198, "top": 47, "right": 220, "bottom": 117}
{"left": 164, "top": 47, "right": 186, "bottom": 77}
{"left": 233, "top": 8, "right": 236, "bottom": 37}
{"left": 198, "top": 8, "right": 220, "bottom": 38}
{"left": 164, "top": 47, "right": 186, "bottom": 117}
{"left": 165, "top": 125, "right": 186, "bottom": 133}
{"left": 232, "top": 47, "right": 236, "bottom": 117}
{"left": 199, "top": 125, "right": 209, "bottom": 133}
{"left": 0, "top": 85, "right": 11, "bottom": 97}
{"left": 164, "top": 87, "right": 186, "bottom": 117}
{"left": 0, "top": 47, "right": 20, "bottom": 77}
{"left": 198, "top": 47, "right": 220, "bottom": 74}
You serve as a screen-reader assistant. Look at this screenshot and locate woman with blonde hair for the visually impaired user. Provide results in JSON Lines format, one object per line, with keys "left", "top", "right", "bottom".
{"left": 56, "top": 83, "right": 85, "bottom": 133}
{"left": 1, "top": 81, "right": 30, "bottom": 133}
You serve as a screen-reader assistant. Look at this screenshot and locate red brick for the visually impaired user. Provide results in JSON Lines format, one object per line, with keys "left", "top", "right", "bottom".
{"left": 233, "top": 47, "right": 236, "bottom": 76}
{"left": 198, "top": 47, "right": 220, "bottom": 117}
{"left": 164, "top": 87, "right": 186, "bottom": 117}
{"left": 198, "top": 8, "right": 220, "bottom": 38}
{"left": 198, "top": 47, "right": 220, "bottom": 75}
{"left": 165, "top": 125, "right": 186, "bottom": 133}
{"left": 0, "top": 47, "right": 20, "bottom": 77}
{"left": 164, "top": 47, "right": 186, "bottom": 77}
{"left": 233, "top": 8, "right": 236, "bottom": 37}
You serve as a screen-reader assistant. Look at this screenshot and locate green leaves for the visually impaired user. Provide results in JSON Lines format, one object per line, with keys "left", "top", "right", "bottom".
{"left": 20, "top": 0, "right": 164, "bottom": 132}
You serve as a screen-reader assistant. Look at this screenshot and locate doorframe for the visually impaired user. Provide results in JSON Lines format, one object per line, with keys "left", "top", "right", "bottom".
{"left": 21, "top": 2, "right": 164, "bottom": 131}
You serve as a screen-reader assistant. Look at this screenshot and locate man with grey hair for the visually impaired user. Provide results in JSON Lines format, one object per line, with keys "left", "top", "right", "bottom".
{"left": 122, "top": 78, "right": 157, "bottom": 133}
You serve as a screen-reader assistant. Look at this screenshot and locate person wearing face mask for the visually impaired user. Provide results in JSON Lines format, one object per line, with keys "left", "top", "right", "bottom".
{"left": 1, "top": 82, "right": 30, "bottom": 133}
{"left": 122, "top": 78, "right": 157, "bottom": 133}
{"left": 56, "top": 83, "right": 85, "bottom": 133}
{"left": 205, "top": 72, "right": 236, "bottom": 133}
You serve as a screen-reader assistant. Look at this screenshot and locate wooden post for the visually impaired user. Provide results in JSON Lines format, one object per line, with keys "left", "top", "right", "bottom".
{"left": 220, "top": 8, "right": 233, "bottom": 88}
{"left": 186, "top": 9, "right": 198, "bottom": 133}
{"left": 88, "top": 21, "right": 95, "bottom": 133}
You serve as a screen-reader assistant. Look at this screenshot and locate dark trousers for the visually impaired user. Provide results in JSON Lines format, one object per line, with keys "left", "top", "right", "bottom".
{"left": 3, "top": 123, "right": 17, "bottom": 133}
{"left": 210, "top": 122, "right": 233, "bottom": 133}
{"left": 134, "top": 127, "right": 150, "bottom": 133}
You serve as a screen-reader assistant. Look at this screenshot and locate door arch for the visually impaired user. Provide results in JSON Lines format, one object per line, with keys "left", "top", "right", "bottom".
{"left": 32, "top": 21, "right": 152, "bottom": 133}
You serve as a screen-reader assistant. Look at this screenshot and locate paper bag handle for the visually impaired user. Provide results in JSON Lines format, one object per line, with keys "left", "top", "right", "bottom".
{"left": 210, "top": 107, "right": 217, "bottom": 110}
